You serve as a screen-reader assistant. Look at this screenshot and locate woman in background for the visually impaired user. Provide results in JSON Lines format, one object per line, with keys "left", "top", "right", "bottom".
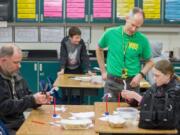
{"left": 146, "top": 42, "right": 168, "bottom": 85}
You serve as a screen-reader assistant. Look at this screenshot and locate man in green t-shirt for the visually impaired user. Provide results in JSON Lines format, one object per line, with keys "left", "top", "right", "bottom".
{"left": 96, "top": 7, "right": 154, "bottom": 104}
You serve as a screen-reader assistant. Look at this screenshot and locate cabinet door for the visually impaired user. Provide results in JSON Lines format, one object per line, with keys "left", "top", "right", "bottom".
{"left": 164, "top": 0, "right": 180, "bottom": 24}
{"left": 115, "top": 0, "right": 138, "bottom": 23}
{"left": 65, "top": 0, "right": 89, "bottom": 23}
{"left": 20, "top": 61, "right": 38, "bottom": 93}
{"left": 38, "top": 61, "right": 60, "bottom": 89}
{"left": 140, "top": 0, "right": 162, "bottom": 24}
{"left": 16, "top": 0, "right": 39, "bottom": 22}
{"left": 40, "top": 0, "right": 64, "bottom": 22}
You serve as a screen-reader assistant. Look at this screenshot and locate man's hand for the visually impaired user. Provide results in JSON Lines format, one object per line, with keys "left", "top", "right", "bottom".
{"left": 130, "top": 73, "right": 142, "bottom": 87}
{"left": 121, "top": 90, "right": 135, "bottom": 101}
{"left": 33, "top": 92, "right": 52, "bottom": 105}
{"left": 121, "top": 90, "right": 142, "bottom": 103}
{"left": 101, "top": 72, "right": 107, "bottom": 80}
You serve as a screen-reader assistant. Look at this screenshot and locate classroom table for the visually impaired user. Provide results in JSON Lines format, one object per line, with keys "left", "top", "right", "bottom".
{"left": 53, "top": 74, "right": 151, "bottom": 104}
{"left": 95, "top": 102, "right": 178, "bottom": 135}
{"left": 53, "top": 74, "right": 104, "bottom": 104}
{"left": 17, "top": 105, "right": 98, "bottom": 135}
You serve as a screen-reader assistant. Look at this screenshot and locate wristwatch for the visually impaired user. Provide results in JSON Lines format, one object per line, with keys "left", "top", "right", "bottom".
{"left": 139, "top": 71, "right": 145, "bottom": 78}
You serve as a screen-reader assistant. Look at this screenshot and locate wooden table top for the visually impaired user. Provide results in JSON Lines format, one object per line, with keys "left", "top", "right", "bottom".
{"left": 95, "top": 102, "right": 177, "bottom": 134}
{"left": 53, "top": 74, "right": 104, "bottom": 88}
{"left": 17, "top": 105, "right": 98, "bottom": 135}
{"left": 53, "top": 74, "right": 150, "bottom": 89}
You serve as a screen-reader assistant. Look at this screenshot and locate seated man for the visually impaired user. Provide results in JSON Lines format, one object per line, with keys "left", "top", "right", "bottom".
{"left": 0, "top": 44, "right": 52, "bottom": 135}
{"left": 0, "top": 120, "right": 9, "bottom": 135}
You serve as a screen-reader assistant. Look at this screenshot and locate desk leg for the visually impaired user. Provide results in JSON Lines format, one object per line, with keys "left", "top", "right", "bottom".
{"left": 88, "top": 96, "right": 91, "bottom": 105}
{"left": 67, "top": 89, "right": 72, "bottom": 104}
{"left": 80, "top": 89, "right": 84, "bottom": 104}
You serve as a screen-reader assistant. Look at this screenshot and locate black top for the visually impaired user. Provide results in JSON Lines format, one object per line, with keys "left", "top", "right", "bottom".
{"left": 60, "top": 36, "right": 91, "bottom": 73}
{"left": 0, "top": 72, "right": 40, "bottom": 130}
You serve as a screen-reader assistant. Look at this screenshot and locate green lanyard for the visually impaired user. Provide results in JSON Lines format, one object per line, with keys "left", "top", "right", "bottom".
{"left": 122, "top": 30, "right": 129, "bottom": 66}
{"left": 121, "top": 28, "right": 129, "bottom": 78}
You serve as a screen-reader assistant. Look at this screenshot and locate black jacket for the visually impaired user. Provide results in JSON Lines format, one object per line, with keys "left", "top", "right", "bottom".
{"left": 141, "top": 76, "right": 180, "bottom": 104}
{"left": 0, "top": 73, "right": 40, "bottom": 130}
{"left": 60, "top": 36, "right": 91, "bottom": 72}
{"left": 140, "top": 76, "right": 180, "bottom": 129}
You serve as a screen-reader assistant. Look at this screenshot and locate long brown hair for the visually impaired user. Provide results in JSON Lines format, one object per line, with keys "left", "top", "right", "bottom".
{"left": 154, "top": 60, "right": 174, "bottom": 78}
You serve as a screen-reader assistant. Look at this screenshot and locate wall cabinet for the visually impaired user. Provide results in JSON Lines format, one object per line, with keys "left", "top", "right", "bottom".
{"left": 10, "top": 0, "right": 180, "bottom": 25}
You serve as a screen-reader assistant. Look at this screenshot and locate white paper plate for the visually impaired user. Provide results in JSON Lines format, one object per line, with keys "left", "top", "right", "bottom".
{"left": 71, "top": 112, "right": 95, "bottom": 120}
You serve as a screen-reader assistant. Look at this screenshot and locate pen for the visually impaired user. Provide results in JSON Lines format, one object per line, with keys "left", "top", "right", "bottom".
{"left": 41, "top": 83, "right": 48, "bottom": 97}
{"left": 31, "top": 120, "right": 45, "bottom": 125}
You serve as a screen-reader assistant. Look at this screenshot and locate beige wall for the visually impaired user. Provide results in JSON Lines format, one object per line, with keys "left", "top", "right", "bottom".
{"left": 0, "top": 26, "right": 180, "bottom": 59}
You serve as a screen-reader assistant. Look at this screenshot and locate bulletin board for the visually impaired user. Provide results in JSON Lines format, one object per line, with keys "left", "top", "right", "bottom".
{"left": 40, "top": 27, "right": 64, "bottom": 42}
{"left": 15, "top": 27, "right": 39, "bottom": 42}
{"left": 0, "top": 27, "right": 13, "bottom": 42}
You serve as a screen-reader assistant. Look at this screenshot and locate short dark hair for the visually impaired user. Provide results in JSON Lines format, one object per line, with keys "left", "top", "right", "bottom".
{"left": 154, "top": 60, "right": 174, "bottom": 77}
{"left": 129, "top": 7, "right": 145, "bottom": 19}
{"left": 68, "top": 26, "right": 81, "bottom": 37}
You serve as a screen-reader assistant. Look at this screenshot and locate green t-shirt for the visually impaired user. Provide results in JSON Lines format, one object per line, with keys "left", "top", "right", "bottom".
{"left": 98, "top": 26, "right": 151, "bottom": 77}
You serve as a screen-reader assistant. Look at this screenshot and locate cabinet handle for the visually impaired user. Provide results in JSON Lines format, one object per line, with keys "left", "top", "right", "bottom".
{"left": 34, "top": 63, "right": 37, "bottom": 71}
{"left": 85, "top": 15, "right": 88, "bottom": 22}
{"left": 90, "top": 15, "right": 93, "bottom": 22}
{"left": 40, "top": 14, "right": 43, "bottom": 22}
{"left": 39, "top": 72, "right": 44, "bottom": 76}
{"left": 36, "top": 14, "right": 38, "bottom": 21}
{"left": 39, "top": 64, "right": 42, "bottom": 71}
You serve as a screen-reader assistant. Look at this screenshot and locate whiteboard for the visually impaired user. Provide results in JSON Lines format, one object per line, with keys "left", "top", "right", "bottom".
{"left": 66, "top": 27, "right": 91, "bottom": 43}
{"left": 15, "top": 27, "right": 39, "bottom": 42}
{"left": 40, "top": 27, "right": 64, "bottom": 43}
{"left": 0, "top": 27, "right": 13, "bottom": 42}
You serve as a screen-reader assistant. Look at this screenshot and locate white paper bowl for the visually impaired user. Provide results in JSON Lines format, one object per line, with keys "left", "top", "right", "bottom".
{"left": 116, "top": 107, "right": 138, "bottom": 121}
{"left": 60, "top": 119, "right": 92, "bottom": 129}
{"left": 108, "top": 115, "right": 126, "bottom": 128}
